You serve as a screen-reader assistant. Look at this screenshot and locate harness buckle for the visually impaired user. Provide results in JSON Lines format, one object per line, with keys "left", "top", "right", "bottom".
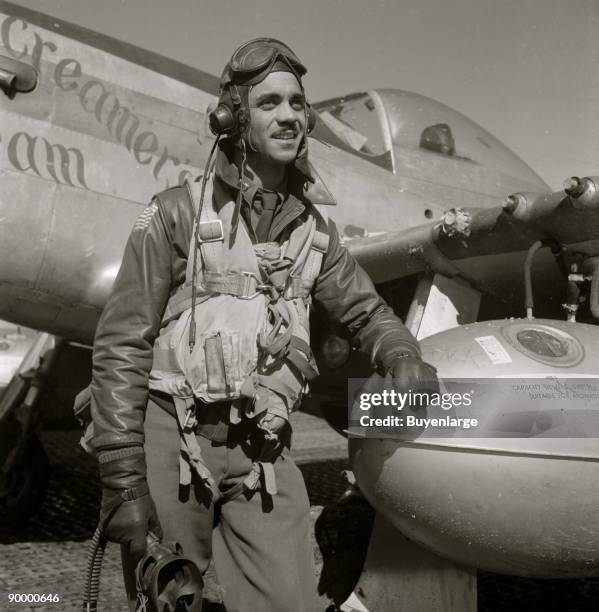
{"left": 238, "top": 271, "right": 261, "bottom": 299}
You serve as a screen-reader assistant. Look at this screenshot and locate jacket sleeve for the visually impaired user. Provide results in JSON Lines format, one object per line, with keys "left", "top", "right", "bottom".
{"left": 90, "top": 199, "right": 173, "bottom": 451}
{"left": 311, "top": 218, "right": 421, "bottom": 372}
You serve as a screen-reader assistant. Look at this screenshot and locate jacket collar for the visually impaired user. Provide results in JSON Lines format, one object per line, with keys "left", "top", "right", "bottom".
{"left": 213, "top": 138, "right": 337, "bottom": 212}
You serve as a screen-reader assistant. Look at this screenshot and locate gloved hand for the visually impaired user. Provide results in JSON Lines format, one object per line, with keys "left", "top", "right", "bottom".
{"left": 255, "top": 385, "right": 290, "bottom": 437}
{"left": 256, "top": 393, "right": 290, "bottom": 462}
{"left": 384, "top": 354, "right": 439, "bottom": 402}
{"left": 257, "top": 412, "right": 288, "bottom": 436}
{"left": 98, "top": 448, "right": 162, "bottom": 560}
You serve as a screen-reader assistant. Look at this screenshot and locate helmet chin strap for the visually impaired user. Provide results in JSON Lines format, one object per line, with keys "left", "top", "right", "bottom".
{"left": 244, "top": 85, "right": 259, "bottom": 154}
{"left": 229, "top": 136, "right": 247, "bottom": 246}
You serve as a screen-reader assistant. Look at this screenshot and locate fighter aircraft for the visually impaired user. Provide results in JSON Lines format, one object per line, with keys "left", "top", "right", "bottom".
{"left": 2, "top": 1, "right": 599, "bottom": 610}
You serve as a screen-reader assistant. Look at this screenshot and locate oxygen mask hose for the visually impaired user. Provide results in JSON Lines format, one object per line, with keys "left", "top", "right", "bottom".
{"left": 82, "top": 525, "right": 108, "bottom": 612}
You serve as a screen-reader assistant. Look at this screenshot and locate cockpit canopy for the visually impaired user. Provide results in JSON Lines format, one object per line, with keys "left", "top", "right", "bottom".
{"left": 312, "top": 88, "right": 543, "bottom": 185}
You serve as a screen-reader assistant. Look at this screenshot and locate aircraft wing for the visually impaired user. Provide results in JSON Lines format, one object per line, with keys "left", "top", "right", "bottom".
{"left": 348, "top": 187, "right": 599, "bottom": 314}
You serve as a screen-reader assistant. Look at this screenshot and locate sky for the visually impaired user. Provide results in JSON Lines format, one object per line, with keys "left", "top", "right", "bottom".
{"left": 11, "top": 0, "right": 599, "bottom": 189}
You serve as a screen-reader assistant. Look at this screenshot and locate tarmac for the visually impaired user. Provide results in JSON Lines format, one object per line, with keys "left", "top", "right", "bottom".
{"left": 1, "top": 411, "right": 599, "bottom": 611}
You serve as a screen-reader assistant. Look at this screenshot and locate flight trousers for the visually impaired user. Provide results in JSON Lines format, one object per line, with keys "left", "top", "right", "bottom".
{"left": 121, "top": 397, "right": 320, "bottom": 612}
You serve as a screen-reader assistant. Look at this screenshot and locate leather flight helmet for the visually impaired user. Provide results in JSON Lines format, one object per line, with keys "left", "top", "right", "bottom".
{"left": 209, "top": 37, "right": 317, "bottom": 137}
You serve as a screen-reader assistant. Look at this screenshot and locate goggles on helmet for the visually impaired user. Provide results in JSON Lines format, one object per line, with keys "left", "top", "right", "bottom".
{"left": 225, "top": 37, "right": 307, "bottom": 86}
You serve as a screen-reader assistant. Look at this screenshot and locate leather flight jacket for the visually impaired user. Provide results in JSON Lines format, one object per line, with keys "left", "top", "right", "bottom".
{"left": 90, "top": 167, "right": 421, "bottom": 451}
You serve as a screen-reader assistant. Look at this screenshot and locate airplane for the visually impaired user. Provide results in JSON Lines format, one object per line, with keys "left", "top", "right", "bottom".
{"left": 1, "top": 1, "right": 598, "bottom": 610}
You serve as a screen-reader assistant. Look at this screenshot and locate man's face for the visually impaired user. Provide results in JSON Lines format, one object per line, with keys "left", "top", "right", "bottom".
{"left": 246, "top": 71, "right": 307, "bottom": 165}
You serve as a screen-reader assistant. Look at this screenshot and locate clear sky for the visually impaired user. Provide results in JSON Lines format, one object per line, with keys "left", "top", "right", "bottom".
{"left": 12, "top": 0, "right": 599, "bottom": 189}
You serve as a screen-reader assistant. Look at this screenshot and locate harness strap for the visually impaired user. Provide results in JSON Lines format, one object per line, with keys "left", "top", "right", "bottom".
{"left": 286, "top": 336, "right": 320, "bottom": 381}
{"left": 256, "top": 374, "right": 298, "bottom": 403}
{"left": 283, "top": 276, "right": 312, "bottom": 299}
{"left": 284, "top": 215, "right": 315, "bottom": 263}
{"left": 300, "top": 229, "right": 330, "bottom": 283}
{"left": 218, "top": 449, "right": 278, "bottom": 504}
{"left": 259, "top": 300, "right": 293, "bottom": 356}
{"left": 202, "top": 270, "right": 264, "bottom": 299}
{"left": 185, "top": 177, "right": 225, "bottom": 278}
{"left": 267, "top": 266, "right": 292, "bottom": 290}
{"left": 173, "top": 396, "right": 219, "bottom": 499}
{"left": 162, "top": 288, "right": 211, "bottom": 324}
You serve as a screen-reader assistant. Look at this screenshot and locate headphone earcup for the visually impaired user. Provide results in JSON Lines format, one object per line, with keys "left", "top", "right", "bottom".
{"left": 208, "top": 103, "right": 236, "bottom": 136}
{"left": 208, "top": 87, "right": 238, "bottom": 136}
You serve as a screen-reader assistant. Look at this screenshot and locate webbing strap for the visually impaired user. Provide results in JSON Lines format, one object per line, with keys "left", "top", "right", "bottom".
{"left": 162, "top": 291, "right": 210, "bottom": 325}
{"left": 218, "top": 458, "right": 277, "bottom": 504}
{"left": 202, "top": 270, "right": 264, "bottom": 299}
{"left": 284, "top": 216, "right": 313, "bottom": 262}
{"left": 300, "top": 229, "right": 330, "bottom": 283}
{"left": 286, "top": 333, "right": 319, "bottom": 381}
{"left": 259, "top": 300, "right": 293, "bottom": 355}
{"left": 173, "top": 396, "right": 219, "bottom": 499}
{"left": 100, "top": 482, "right": 150, "bottom": 531}
{"left": 185, "top": 177, "right": 224, "bottom": 277}
{"left": 286, "top": 344, "right": 319, "bottom": 381}
{"left": 256, "top": 374, "right": 298, "bottom": 401}
{"left": 283, "top": 276, "right": 312, "bottom": 299}
{"left": 289, "top": 334, "right": 311, "bottom": 356}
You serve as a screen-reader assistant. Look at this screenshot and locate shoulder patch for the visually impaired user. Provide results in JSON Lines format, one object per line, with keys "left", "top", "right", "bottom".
{"left": 133, "top": 202, "right": 159, "bottom": 231}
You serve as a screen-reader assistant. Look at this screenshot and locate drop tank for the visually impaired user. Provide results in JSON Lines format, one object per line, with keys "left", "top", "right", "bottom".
{"left": 350, "top": 319, "right": 599, "bottom": 577}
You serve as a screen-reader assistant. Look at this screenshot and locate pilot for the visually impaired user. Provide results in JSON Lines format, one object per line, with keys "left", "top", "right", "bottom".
{"left": 90, "top": 37, "right": 438, "bottom": 611}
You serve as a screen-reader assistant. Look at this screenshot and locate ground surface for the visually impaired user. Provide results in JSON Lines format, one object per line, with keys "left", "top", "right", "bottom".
{"left": 1, "top": 414, "right": 599, "bottom": 611}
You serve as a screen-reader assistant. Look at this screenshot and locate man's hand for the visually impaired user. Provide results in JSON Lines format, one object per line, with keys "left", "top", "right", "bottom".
{"left": 257, "top": 412, "right": 288, "bottom": 436}
{"left": 384, "top": 354, "right": 439, "bottom": 399}
{"left": 98, "top": 448, "right": 162, "bottom": 559}
{"left": 100, "top": 489, "right": 162, "bottom": 559}
{"left": 256, "top": 411, "right": 290, "bottom": 460}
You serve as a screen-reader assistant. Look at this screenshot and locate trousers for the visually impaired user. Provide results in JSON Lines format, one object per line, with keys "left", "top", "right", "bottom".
{"left": 121, "top": 397, "right": 320, "bottom": 612}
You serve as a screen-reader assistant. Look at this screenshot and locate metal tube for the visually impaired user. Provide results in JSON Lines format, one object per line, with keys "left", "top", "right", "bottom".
{"left": 524, "top": 240, "right": 544, "bottom": 319}
{"left": 584, "top": 257, "right": 599, "bottom": 319}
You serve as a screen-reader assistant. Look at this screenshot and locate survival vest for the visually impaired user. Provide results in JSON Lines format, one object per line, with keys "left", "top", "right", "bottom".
{"left": 148, "top": 176, "right": 329, "bottom": 423}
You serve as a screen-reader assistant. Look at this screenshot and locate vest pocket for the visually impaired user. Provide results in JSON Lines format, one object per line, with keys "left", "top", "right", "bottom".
{"left": 169, "top": 295, "right": 264, "bottom": 401}
{"left": 199, "top": 331, "right": 242, "bottom": 398}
